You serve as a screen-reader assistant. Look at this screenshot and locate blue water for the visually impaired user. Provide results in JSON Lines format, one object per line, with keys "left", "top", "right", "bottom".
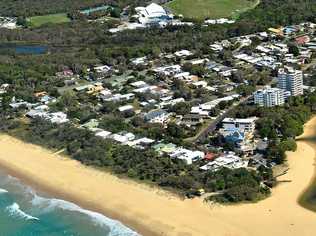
{"left": 14, "top": 46, "right": 47, "bottom": 55}
{"left": 0, "top": 170, "right": 139, "bottom": 236}
{"left": 0, "top": 44, "right": 47, "bottom": 55}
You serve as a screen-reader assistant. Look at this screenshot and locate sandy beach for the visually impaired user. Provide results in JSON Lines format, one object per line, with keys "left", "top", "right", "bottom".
{"left": 0, "top": 117, "right": 316, "bottom": 236}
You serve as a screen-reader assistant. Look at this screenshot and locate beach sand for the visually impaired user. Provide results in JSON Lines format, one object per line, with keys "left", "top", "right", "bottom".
{"left": 0, "top": 117, "right": 316, "bottom": 236}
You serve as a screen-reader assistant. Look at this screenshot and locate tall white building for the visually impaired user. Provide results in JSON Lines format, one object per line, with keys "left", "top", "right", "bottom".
{"left": 278, "top": 67, "right": 303, "bottom": 96}
{"left": 253, "top": 87, "right": 285, "bottom": 107}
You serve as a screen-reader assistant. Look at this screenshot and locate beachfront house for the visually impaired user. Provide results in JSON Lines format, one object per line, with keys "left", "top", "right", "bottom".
{"left": 200, "top": 152, "right": 248, "bottom": 171}
{"left": 26, "top": 110, "right": 69, "bottom": 124}
{"left": 169, "top": 148, "right": 205, "bottom": 165}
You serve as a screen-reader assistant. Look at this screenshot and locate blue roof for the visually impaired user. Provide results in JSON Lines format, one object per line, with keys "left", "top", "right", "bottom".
{"left": 144, "top": 109, "right": 166, "bottom": 121}
{"left": 224, "top": 128, "right": 245, "bottom": 142}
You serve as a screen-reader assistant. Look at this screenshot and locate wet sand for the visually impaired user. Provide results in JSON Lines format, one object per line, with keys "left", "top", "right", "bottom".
{"left": 0, "top": 117, "right": 316, "bottom": 236}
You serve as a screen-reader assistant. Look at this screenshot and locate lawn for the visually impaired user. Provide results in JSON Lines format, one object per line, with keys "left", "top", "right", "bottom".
{"left": 27, "top": 13, "right": 71, "bottom": 27}
{"left": 165, "top": 0, "right": 259, "bottom": 20}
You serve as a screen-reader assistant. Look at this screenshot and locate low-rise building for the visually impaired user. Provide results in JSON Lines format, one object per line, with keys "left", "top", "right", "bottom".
{"left": 200, "top": 152, "right": 248, "bottom": 171}
{"left": 135, "top": 3, "right": 172, "bottom": 26}
{"left": 174, "top": 49, "right": 193, "bottom": 58}
{"left": 144, "top": 109, "right": 171, "bottom": 124}
{"left": 169, "top": 148, "right": 204, "bottom": 165}
{"left": 222, "top": 117, "right": 257, "bottom": 134}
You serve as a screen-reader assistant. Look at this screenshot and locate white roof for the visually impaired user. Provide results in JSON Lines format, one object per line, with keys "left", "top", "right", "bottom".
{"left": 118, "top": 105, "right": 134, "bottom": 112}
{"left": 169, "top": 148, "right": 204, "bottom": 164}
{"left": 173, "top": 72, "right": 190, "bottom": 78}
{"left": 144, "top": 3, "right": 166, "bottom": 17}
{"left": 190, "top": 58, "right": 209, "bottom": 65}
{"left": 111, "top": 134, "right": 129, "bottom": 143}
{"left": 94, "top": 65, "right": 111, "bottom": 73}
{"left": 200, "top": 152, "right": 245, "bottom": 171}
{"left": 137, "top": 137, "right": 155, "bottom": 144}
{"left": 130, "top": 81, "right": 147, "bottom": 87}
{"left": 136, "top": 3, "right": 167, "bottom": 18}
{"left": 127, "top": 137, "right": 155, "bottom": 147}
{"left": 96, "top": 130, "right": 112, "bottom": 139}
{"left": 174, "top": 49, "right": 192, "bottom": 57}
{"left": 222, "top": 117, "right": 257, "bottom": 124}
{"left": 192, "top": 81, "right": 208, "bottom": 87}
{"left": 99, "top": 89, "right": 112, "bottom": 96}
{"left": 49, "top": 112, "right": 69, "bottom": 124}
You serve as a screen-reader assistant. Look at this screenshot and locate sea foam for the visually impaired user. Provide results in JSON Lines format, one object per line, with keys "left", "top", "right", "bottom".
{"left": 32, "top": 195, "right": 139, "bottom": 236}
{"left": 6, "top": 203, "right": 39, "bottom": 221}
{"left": 0, "top": 188, "right": 8, "bottom": 194}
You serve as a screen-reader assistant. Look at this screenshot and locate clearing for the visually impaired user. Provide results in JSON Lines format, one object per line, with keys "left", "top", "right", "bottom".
{"left": 165, "top": 0, "right": 259, "bottom": 20}
{"left": 27, "top": 13, "right": 71, "bottom": 27}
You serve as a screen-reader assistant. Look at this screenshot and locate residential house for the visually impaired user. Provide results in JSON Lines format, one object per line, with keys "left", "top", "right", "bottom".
{"left": 169, "top": 148, "right": 205, "bottom": 165}
{"left": 181, "top": 114, "right": 204, "bottom": 127}
{"left": 200, "top": 152, "right": 248, "bottom": 171}
{"left": 144, "top": 109, "right": 171, "bottom": 124}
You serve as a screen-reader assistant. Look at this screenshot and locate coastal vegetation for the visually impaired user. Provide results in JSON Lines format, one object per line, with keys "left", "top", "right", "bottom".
{"left": 0, "top": 0, "right": 316, "bottom": 203}
{"left": 1, "top": 86, "right": 315, "bottom": 202}
{"left": 0, "top": 0, "right": 150, "bottom": 17}
{"left": 0, "top": 116, "right": 273, "bottom": 202}
{"left": 232, "top": 95, "right": 316, "bottom": 164}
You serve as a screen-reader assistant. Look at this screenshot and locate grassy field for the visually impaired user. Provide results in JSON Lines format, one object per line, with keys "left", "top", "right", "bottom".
{"left": 165, "top": 0, "right": 259, "bottom": 20}
{"left": 27, "top": 13, "right": 71, "bottom": 27}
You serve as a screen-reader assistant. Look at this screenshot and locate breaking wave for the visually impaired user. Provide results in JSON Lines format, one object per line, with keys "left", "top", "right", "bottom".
{"left": 0, "top": 170, "right": 139, "bottom": 236}
{"left": 0, "top": 188, "right": 8, "bottom": 194}
{"left": 5, "top": 203, "right": 39, "bottom": 221}
{"left": 31, "top": 195, "right": 139, "bottom": 236}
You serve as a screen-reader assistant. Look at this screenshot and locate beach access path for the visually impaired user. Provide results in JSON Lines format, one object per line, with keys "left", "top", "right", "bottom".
{"left": 0, "top": 117, "right": 316, "bottom": 236}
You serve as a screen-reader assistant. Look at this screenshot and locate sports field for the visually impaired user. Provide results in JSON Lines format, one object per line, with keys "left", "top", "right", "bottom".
{"left": 27, "top": 13, "right": 71, "bottom": 27}
{"left": 165, "top": 0, "right": 259, "bottom": 20}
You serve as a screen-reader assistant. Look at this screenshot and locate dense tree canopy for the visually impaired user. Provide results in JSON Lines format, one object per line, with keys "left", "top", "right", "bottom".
{"left": 0, "top": 0, "right": 152, "bottom": 17}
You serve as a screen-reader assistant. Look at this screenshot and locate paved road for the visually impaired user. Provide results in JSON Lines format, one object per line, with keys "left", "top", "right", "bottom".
{"left": 194, "top": 95, "right": 251, "bottom": 143}
{"left": 193, "top": 78, "right": 278, "bottom": 143}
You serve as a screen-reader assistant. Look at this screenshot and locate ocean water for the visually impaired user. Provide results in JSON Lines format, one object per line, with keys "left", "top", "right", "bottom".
{"left": 0, "top": 170, "right": 139, "bottom": 236}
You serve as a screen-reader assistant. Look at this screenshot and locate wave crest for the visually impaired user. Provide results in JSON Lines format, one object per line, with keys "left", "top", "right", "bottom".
{"left": 0, "top": 188, "right": 8, "bottom": 194}
{"left": 32, "top": 195, "right": 139, "bottom": 236}
{"left": 6, "top": 203, "right": 39, "bottom": 221}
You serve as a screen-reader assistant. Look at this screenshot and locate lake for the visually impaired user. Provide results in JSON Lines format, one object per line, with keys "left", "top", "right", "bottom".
{"left": 0, "top": 44, "right": 48, "bottom": 55}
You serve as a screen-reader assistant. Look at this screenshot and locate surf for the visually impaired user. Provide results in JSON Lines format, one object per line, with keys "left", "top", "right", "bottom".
{"left": 5, "top": 202, "right": 39, "bottom": 221}
{"left": 0, "top": 188, "right": 8, "bottom": 194}
{"left": 31, "top": 195, "right": 139, "bottom": 236}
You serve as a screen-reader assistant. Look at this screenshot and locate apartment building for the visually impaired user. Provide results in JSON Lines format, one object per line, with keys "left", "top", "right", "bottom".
{"left": 278, "top": 67, "right": 303, "bottom": 96}
{"left": 253, "top": 87, "right": 285, "bottom": 107}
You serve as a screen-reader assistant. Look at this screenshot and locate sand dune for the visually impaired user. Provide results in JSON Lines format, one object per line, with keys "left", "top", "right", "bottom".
{"left": 0, "top": 117, "right": 316, "bottom": 236}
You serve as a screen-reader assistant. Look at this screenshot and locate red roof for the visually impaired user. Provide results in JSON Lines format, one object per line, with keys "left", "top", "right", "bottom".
{"left": 204, "top": 152, "right": 217, "bottom": 161}
{"left": 295, "top": 36, "right": 310, "bottom": 45}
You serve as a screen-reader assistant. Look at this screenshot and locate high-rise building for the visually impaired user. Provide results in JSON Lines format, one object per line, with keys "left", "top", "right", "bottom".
{"left": 253, "top": 87, "right": 285, "bottom": 107}
{"left": 277, "top": 67, "right": 303, "bottom": 96}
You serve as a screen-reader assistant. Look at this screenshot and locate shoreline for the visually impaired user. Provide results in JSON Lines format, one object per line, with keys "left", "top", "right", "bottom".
{"left": 0, "top": 159, "right": 158, "bottom": 236}
{"left": 0, "top": 138, "right": 159, "bottom": 236}
{"left": 297, "top": 119, "right": 316, "bottom": 212}
{"left": 0, "top": 117, "right": 316, "bottom": 235}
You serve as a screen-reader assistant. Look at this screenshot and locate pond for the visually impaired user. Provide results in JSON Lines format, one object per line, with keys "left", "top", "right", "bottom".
{"left": 0, "top": 44, "right": 48, "bottom": 55}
